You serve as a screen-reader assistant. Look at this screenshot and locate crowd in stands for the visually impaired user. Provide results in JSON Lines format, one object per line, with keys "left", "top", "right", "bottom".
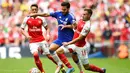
{"left": 0, "top": 0, "right": 130, "bottom": 55}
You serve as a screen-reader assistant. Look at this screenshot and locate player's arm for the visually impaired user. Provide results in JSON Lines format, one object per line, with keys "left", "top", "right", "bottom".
{"left": 72, "top": 22, "right": 77, "bottom": 29}
{"left": 60, "top": 22, "right": 76, "bottom": 30}
{"left": 30, "top": 11, "right": 59, "bottom": 17}
{"left": 61, "top": 15, "right": 77, "bottom": 30}
{"left": 44, "top": 25, "right": 50, "bottom": 41}
{"left": 19, "top": 17, "right": 31, "bottom": 40}
{"left": 67, "top": 31, "right": 90, "bottom": 45}
{"left": 20, "top": 28, "right": 31, "bottom": 39}
{"left": 66, "top": 22, "right": 77, "bottom": 29}
{"left": 63, "top": 23, "right": 90, "bottom": 46}
{"left": 69, "top": 14, "right": 77, "bottom": 29}
{"left": 30, "top": 13, "right": 50, "bottom": 17}
{"left": 42, "top": 17, "right": 50, "bottom": 41}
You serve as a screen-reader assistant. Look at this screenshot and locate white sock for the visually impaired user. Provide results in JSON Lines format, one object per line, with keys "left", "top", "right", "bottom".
{"left": 52, "top": 52, "right": 62, "bottom": 66}
{"left": 77, "top": 61, "right": 83, "bottom": 72}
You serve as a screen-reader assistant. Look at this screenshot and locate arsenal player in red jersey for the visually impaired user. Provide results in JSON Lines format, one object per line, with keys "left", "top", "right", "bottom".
{"left": 20, "top": 4, "right": 60, "bottom": 73}
{"left": 56, "top": 8, "right": 106, "bottom": 73}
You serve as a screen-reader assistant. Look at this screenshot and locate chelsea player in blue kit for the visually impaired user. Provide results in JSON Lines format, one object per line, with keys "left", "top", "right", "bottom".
{"left": 31, "top": 2, "right": 76, "bottom": 73}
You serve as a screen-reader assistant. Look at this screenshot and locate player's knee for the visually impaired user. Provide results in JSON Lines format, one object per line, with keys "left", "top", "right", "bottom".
{"left": 56, "top": 50, "right": 60, "bottom": 55}
{"left": 72, "top": 52, "right": 79, "bottom": 63}
{"left": 49, "top": 50, "right": 55, "bottom": 55}
{"left": 84, "top": 64, "right": 90, "bottom": 70}
{"left": 72, "top": 52, "right": 77, "bottom": 55}
{"left": 56, "top": 48, "right": 64, "bottom": 55}
{"left": 46, "top": 54, "right": 52, "bottom": 59}
{"left": 33, "top": 52, "right": 39, "bottom": 60}
{"left": 74, "top": 59, "right": 79, "bottom": 64}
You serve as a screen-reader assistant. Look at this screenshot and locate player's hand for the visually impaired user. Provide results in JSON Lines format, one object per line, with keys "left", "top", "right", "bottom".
{"left": 59, "top": 25, "right": 67, "bottom": 30}
{"left": 62, "top": 42, "right": 69, "bottom": 46}
{"left": 45, "top": 35, "right": 50, "bottom": 42}
{"left": 27, "top": 36, "right": 32, "bottom": 40}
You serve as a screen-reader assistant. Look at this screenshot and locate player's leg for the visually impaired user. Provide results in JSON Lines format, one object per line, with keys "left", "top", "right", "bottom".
{"left": 78, "top": 47, "right": 105, "bottom": 73}
{"left": 83, "top": 64, "right": 106, "bottom": 73}
{"left": 56, "top": 45, "right": 75, "bottom": 73}
{"left": 49, "top": 43, "right": 62, "bottom": 66}
{"left": 40, "top": 41, "right": 59, "bottom": 65}
{"left": 72, "top": 52, "right": 84, "bottom": 73}
{"left": 33, "top": 52, "right": 45, "bottom": 73}
{"left": 49, "top": 40, "right": 65, "bottom": 73}
{"left": 29, "top": 43, "right": 45, "bottom": 73}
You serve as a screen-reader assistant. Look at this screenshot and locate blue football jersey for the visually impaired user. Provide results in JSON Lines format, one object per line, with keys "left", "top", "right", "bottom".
{"left": 50, "top": 11, "right": 76, "bottom": 41}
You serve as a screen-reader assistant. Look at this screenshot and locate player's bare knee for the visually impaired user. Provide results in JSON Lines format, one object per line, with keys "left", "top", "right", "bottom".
{"left": 46, "top": 54, "right": 51, "bottom": 58}
{"left": 49, "top": 43, "right": 60, "bottom": 51}
{"left": 56, "top": 48, "right": 63, "bottom": 55}
{"left": 84, "top": 64, "right": 90, "bottom": 70}
{"left": 33, "top": 52, "right": 38, "bottom": 57}
{"left": 56, "top": 50, "right": 60, "bottom": 55}
{"left": 49, "top": 50, "right": 55, "bottom": 55}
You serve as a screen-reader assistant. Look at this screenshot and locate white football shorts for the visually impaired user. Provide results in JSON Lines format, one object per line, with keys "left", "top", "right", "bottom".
{"left": 61, "top": 44, "right": 89, "bottom": 65}
{"left": 29, "top": 41, "right": 50, "bottom": 55}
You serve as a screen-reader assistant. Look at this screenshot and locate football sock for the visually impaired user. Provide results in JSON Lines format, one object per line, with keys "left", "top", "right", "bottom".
{"left": 33, "top": 52, "right": 44, "bottom": 72}
{"left": 88, "top": 64, "right": 104, "bottom": 73}
{"left": 51, "top": 52, "right": 62, "bottom": 66}
{"left": 58, "top": 54, "right": 72, "bottom": 68}
{"left": 76, "top": 61, "right": 83, "bottom": 72}
{"left": 72, "top": 55, "right": 82, "bottom": 71}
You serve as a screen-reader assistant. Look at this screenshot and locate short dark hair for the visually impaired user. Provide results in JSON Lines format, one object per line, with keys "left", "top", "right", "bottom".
{"left": 31, "top": 4, "right": 38, "bottom": 8}
{"left": 84, "top": 8, "right": 93, "bottom": 16}
{"left": 61, "top": 2, "right": 70, "bottom": 8}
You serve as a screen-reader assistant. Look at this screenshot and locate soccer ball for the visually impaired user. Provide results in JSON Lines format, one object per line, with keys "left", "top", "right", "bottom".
{"left": 29, "top": 67, "right": 40, "bottom": 73}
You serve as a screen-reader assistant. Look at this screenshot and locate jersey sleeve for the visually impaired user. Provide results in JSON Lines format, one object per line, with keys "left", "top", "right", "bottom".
{"left": 69, "top": 13, "right": 76, "bottom": 24}
{"left": 80, "top": 21, "right": 91, "bottom": 36}
{"left": 50, "top": 11, "right": 59, "bottom": 18}
{"left": 21, "top": 17, "right": 29, "bottom": 29}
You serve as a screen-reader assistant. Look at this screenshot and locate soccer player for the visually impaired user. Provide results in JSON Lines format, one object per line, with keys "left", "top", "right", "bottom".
{"left": 20, "top": 4, "right": 59, "bottom": 73}
{"left": 30, "top": 2, "right": 76, "bottom": 73}
{"left": 56, "top": 8, "right": 106, "bottom": 73}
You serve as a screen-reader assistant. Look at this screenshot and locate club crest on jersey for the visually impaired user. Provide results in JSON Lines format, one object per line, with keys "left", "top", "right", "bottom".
{"left": 65, "top": 18, "right": 68, "bottom": 21}
{"left": 63, "top": 21, "right": 67, "bottom": 25}
{"left": 38, "top": 20, "right": 42, "bottom": 24}
{"left": 59, "top": 16, "right": 61, "bottom": 19}
{"left": 28, "top": 20, "right": 32, "bottom": 24}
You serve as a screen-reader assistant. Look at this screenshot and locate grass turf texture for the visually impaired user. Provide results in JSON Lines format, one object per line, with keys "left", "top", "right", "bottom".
{"left": 0, "top": 58, "right": 130, "bottom": 73}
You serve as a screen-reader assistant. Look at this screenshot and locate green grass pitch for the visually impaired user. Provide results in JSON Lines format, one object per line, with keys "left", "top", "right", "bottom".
{"left": 0, "top": 57, "right": 130, "bottom": 73}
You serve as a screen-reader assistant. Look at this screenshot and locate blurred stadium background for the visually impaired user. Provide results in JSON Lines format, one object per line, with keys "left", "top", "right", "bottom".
{"left": 0, "top": 0, "right": 130, "bottom": 73}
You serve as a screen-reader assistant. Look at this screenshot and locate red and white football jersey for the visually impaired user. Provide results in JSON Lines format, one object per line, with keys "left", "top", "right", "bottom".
{"left": 73, "top": 19, "right": 91, "bottom": 47}
{"left": 21, "top": 16, "right": 47, "bottom": 43}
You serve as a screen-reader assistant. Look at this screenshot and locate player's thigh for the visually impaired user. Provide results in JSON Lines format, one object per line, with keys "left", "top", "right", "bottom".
{"left": 83, "top": 64, "right": 90, "bottom": 70}
{"left": 29, "top": 43, "right": 39, "bottom": 54}
{"left": 76, "top": 47, "right": 89, "bottom": 65}
{"left": 72, "top": 52, "right": 79, "bottom": 62}
{"left": 61, "top": 44, "right": 76, "bottom": 53}
{"left": 56, "top": 47, "right": 65, "bottom": 54}
{"left": 50, "top": 39, "right": 62, "bottom": 51}
{"left": 49, "top": 43, "right": 60, "bottom": 51}
{"left": 40, "top": 41, "right": 50, "bottom": 55}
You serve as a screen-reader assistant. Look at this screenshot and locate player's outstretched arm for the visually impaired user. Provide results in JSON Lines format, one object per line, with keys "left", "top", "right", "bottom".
{"left": 66, "top": 22, "right": 77, "bottom": 29}
{"left": 65, "top": 35, "right": 86, "bottom": 46}
{"left": 30, "top": 13, "right": 50, "bottom": 17}
{"left": 60, "top": 22, "right": 77, "bottom": 30}
{"left": 63, "top": 26, "right": 90, "bottom": 46}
